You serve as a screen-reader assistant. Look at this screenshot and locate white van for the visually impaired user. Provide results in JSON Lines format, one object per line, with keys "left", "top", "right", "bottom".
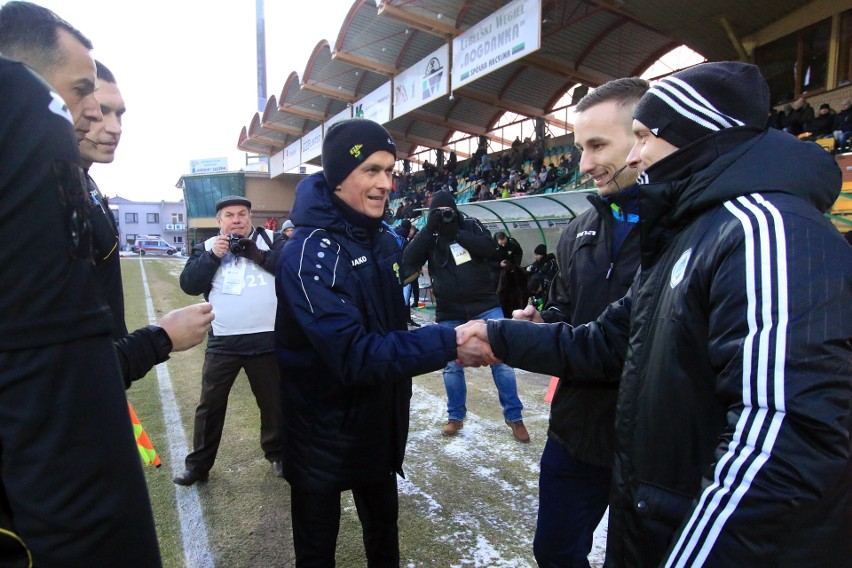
{"left": 132, "top": 238, "right": 177, "bottom": 256}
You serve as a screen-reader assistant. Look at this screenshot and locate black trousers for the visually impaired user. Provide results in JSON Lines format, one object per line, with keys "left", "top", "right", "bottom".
{"left": 185, "top": 351, "right": 283, "bottom": 472}
{"left": 290, "top": 474, "right": 400, "bottom": 567}
{"left": 0, "top": 336, "right": 161, "bottom": 567}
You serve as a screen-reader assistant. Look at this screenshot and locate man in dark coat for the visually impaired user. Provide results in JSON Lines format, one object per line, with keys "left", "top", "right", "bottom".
{"left": 513, "top": 77, "right": 646, "bottom": 567}
{"left": 403, "top": 191, "right": 529, "bottom": 442}
{"left": 274, "top": 119, "right": 462, "bottom": 565}
{"left": 459, "top": 62, "right": 851, "bottom": 567}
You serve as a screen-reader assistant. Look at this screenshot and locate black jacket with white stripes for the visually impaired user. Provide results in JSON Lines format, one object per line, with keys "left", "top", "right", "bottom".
{"left": 487, "top": 127, "right": 852, "bottom": 567}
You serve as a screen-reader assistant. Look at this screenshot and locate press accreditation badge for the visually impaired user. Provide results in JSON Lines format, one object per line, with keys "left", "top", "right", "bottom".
{"left": 450, "top": 242, "right": 472, "bottom": 265}
{"left": 222, "top": 260, "right": 246, "bottom": 295}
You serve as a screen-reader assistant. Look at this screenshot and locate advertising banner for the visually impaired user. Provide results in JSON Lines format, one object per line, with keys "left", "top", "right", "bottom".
{"left": 393, "top": 44, "right": 449, "bottom": 118}
{"left": 302, "top": 124, "right": 323, "bottom": 162}
{"left": 451, "top": 0, "right": 540, "bottom": 89}
{"left": 325, "top": 106, "right": 352, "bottom": 132}
{"left": 353, "top": 82, "right": 392, "bottom": 124}
{"left": 189, "top": 157, "right": 228, "bottom": 174}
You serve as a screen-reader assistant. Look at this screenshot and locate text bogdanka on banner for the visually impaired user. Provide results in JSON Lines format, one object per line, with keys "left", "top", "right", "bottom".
{"left": 460, "top": 3, "right": 525, "bottom": 75}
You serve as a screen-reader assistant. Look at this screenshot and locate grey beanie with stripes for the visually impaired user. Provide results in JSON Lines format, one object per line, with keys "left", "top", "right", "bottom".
{"left": 633, "top": 62, "right": 769, "bottom": 148}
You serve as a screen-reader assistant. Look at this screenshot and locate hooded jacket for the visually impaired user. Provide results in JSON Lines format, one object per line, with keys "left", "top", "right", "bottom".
{"left": 487, "top": 128, "right": 852, "bottom": 566}
{"left": 275, "top": 173, "right": 457, "bottom": 491}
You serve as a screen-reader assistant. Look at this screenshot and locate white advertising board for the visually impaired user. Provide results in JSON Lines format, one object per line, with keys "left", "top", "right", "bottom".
{"left": 451, "top": 0, "right": 541, "bottom": 89}
{"left": 393, "top": 44, "right": 449, "bottom": 118}
{"left": 189, "top": 157, "right": 228, "bottom": 174}
{"left": 301, "top": 125, "right": 323, "bottom": 162}
{"left": 353, "top": 82, "right": 392, "bottom": 124}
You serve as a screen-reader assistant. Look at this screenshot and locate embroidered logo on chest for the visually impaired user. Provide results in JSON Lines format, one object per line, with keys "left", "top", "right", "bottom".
{"left": 351, "top": 255, "right": 368, "bottom": 267}
{"left": 576, "top": 230, "right": 596, "bottom": 238}
{"left": 670, "top": 248, "right": 692, "bottom": 289}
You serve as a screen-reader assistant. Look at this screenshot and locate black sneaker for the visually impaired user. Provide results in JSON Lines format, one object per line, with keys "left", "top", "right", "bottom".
{"left": 408, "top": 319, "right": 421, "bottom": 328}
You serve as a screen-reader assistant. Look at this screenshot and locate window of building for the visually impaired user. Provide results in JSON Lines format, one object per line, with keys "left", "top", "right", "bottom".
{"left": 125, "top": 234, "right": 136, "bottom": 245}
{"left": 755, "top": 18, "right": 831, "bottom": 104}
{"left": 171, "top": 213, "right": 184, "bottom": 223}
{"left": 147, "top": 213, "right": 159, "bottom": 224}
{"left": 125, "top": 212, "right": 138, "bottom": 223}
{"left": 839, "top": 9, "right": 852, "bottom": 87}
{"left": 174, "top": 236, "right": 184, "bottom": 244}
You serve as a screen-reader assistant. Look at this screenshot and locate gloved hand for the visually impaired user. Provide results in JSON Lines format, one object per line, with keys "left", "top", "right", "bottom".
{"left": 235, "top": 238, "right": 266, "bottom": 265}
{"left": 426, "top": 209, "right": 442, "bottom": 232}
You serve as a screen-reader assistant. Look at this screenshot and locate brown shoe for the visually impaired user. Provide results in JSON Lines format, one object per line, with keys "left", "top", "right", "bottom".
{"left": 506, "top": 420, "right": 530, "bottom": 443}
{"left": 442, "top": 419, "right": 464, "bottom": 436}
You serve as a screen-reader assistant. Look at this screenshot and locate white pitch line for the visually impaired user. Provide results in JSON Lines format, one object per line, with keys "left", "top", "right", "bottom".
{"left": 139, "top": 257, "right": 214, "bottom": 567}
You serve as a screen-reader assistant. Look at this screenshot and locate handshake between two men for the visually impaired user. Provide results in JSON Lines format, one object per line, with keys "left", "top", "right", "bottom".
{"left": 454, "top": 305, "right": 540, "bottom": 367}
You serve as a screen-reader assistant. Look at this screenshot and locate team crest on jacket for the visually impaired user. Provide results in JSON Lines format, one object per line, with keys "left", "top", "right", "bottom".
{"left": 670, "top": 248, "right": 692, "bottom": 289}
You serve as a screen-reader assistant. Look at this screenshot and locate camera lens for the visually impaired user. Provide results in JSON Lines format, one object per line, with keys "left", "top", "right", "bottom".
{"left": 440, "top": 209, "right": 455, "bottom": 222}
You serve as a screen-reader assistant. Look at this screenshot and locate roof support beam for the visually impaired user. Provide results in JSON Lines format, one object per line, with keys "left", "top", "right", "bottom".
{"left": 332, "top": 50, "right": 397, "bottom": 76}
{"left": 407, "top": 111, "right": 512, "bottom": 146}
{"left": 719, "top": 17, "right": 749, "bottom": 62}
{"left": 248, "top": 132, "right": 287, "bottom": 148}
{"left": 299, "top": 81, "right": 356, "bottom": 104}
{"left": 524, "top": 53, "right": 611, "bottom": 87}
{"left": 261, "top": 120, "right": 303, "bottom": 137}
{"left": 454, "top": 88, "right": 547, "bottom": 119}
{"left": 376, "top": 2, "right": 458, "bottom": 38}
{"left": 276, "top": 104, "right": 326, "bottom": 123}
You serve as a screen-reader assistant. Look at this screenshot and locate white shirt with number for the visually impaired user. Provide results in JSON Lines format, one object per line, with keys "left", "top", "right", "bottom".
{"left": 203, "top": 231, "right": 277, "bottom": 337}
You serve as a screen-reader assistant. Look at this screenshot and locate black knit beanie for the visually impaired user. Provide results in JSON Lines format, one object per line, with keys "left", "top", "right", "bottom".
{"left": 534, "top": 244, "right": 547, "bottom": 256}
{"left": 429, "top": 190, "right": 457, "bottom": 211}
{"left": 322, "top": 118, "right": 397, "bottom": 190}
{"left": 633, "top": 61, "right": 769, "bottom": 148}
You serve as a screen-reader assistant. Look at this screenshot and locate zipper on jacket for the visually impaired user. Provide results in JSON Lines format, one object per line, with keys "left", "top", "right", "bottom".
{"left": 606, "top": 262, "right": 614, "bottom": 280}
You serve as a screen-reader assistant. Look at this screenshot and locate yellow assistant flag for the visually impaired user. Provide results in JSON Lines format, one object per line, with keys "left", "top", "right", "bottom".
{"left": 128, "top": 402, "right": 161, "bottom": 467}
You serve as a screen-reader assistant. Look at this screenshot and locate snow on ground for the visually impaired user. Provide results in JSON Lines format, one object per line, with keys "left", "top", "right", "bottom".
{"left": 399, "top": 352, "right": 608, "bottom": 566}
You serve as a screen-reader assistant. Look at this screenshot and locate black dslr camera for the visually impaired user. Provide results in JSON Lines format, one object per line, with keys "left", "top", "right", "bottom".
{"left": 440, "top": 209, "right": 456, "bottom": 223}
{"left": 228, "top": 234, "right": 246, "bottom": 255}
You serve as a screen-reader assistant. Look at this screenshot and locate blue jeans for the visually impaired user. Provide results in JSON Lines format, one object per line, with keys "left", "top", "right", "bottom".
{"left": 438, "top": 306, "right": 523, "bottom": 422}
{"left": 534, "top": 438, "right": 611, "bottom": 568}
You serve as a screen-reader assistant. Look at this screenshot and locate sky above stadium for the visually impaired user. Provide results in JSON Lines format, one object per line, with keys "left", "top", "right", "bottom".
{"left": 25, "top": 0, "right": 355, "bottom": 202}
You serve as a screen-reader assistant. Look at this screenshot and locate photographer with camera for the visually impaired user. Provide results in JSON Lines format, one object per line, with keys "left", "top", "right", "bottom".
{"left": 175, "top": 195, "right": 285, "bottom": 485}
{"left": 403, "top": 190, "right": 528, "bottom": 442}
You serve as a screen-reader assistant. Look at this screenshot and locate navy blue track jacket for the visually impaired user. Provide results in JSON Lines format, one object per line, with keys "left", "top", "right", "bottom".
{"left": 275, "top": 173, "right": 457, "bottom": 492}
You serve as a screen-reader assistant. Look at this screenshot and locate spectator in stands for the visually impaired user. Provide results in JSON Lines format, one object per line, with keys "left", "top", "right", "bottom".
{"left": 511, "top": 146, "right": 524, "bottom": 171}
{"left": 803, "top": 103, "right": 835, "bottom": 140}
{"left": 447, "top": 150, "right": 457, "bottom": 174}
{"left": 274, "top": 120, "right": 464, "bottom": 566}
{"left": 461, "top": 61, "right": 851, "bottom": 568}
{"left": 402, "top": 190, "right": 529, "bottom": 443}
{"left": 775, "top": 103, "right": 793, "bottom": 132}
{"left": 501, "top": 182, "right": 512, "bottom": 198}
{"left": 448, "top": 171, "right": 458, "bottom": 191}
{"left": 477, "top": 180, "right": 494, "bottom": 201}
{"left": 513, "top": 77, "right": 646, "bottom": 567}
{"left": 788, "top": 96, "right": 814, "bottom": 136}
{"left": 834, "top": 99, "right": 852, "bottom": 152}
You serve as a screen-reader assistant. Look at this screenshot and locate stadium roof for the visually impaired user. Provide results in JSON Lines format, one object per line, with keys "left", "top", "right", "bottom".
{"left": 237, "top": 0, "right": 818, "bottom": 163}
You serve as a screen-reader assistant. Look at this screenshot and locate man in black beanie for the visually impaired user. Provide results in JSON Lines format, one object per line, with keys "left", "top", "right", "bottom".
{"left": 274, "top": 118, "right": 468, "bottom": 565}
{"left": 403, "top": 190, "right": 529, "bottom": 442}
{"left": 457, "top": 61, "right": 851, "bottom": 566}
